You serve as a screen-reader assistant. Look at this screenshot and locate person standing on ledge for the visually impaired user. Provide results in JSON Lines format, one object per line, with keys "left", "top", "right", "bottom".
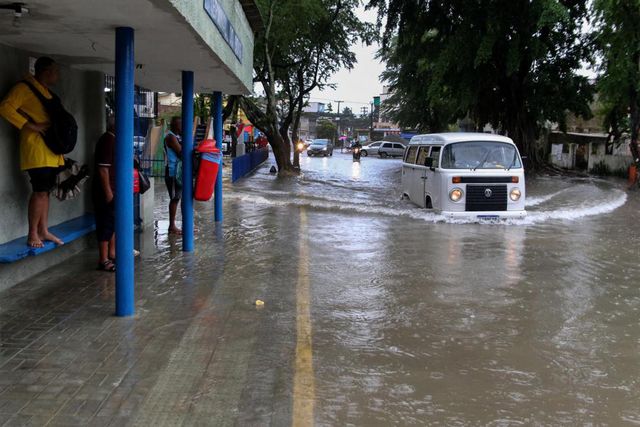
{"left": 0, "top": 57, "right": 65, "bottom": 248}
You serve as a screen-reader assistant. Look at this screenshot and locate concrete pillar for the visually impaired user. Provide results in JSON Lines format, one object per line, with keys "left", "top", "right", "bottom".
{"left": 114, "top": 27, "right": 135, "bottom": 317}
{"left": 181, "top": 71, "right": 194, "bottom": 251}
{"left": 213, "top": 91, "right": 223, "bottom": 222}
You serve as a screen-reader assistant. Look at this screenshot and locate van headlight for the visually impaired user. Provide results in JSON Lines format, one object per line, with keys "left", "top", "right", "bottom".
{"left": 449, "top": 188, "right": 463, "bottom": 202}
{"left": 510, "top": 188, "right": 521, "bottom": 201}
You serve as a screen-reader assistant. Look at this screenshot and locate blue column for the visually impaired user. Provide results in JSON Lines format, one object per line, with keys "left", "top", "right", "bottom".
{"left": 213, "top": 91, "right": 223, "bottom": 222}
{"left": 181, "top": 71, "right": 194, "bottom": 252}
{"left": 114, "top": 27, "right": 135, "bottom": 317}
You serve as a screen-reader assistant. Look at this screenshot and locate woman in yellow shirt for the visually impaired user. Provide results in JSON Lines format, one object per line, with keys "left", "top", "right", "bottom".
{"left": 0, "top": 57, "right": 65, "bottom": 248}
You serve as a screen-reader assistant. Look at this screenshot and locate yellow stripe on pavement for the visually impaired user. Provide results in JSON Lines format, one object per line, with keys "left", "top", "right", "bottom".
{"left": 292, "top": 208, "right": 315, "bottom": 427}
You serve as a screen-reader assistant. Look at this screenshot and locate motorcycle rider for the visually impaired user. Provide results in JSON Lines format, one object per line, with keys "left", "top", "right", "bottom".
{"left": 352, "top": 139, "right": 362, "bottom": 161}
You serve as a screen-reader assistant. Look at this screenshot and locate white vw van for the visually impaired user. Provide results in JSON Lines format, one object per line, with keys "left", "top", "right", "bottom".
{"left": 402, "top": 133, "right": 526, "bottom": 219}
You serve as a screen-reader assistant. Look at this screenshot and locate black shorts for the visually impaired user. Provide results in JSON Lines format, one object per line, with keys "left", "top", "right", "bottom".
{"left": 165, "top": 166, "right": 182, "bottom": 201}
{"left": 94, "top": 199, "right": 115, "bottom": 242}
{"left": 27, "top": 167, "right": 58, "bottom": 193}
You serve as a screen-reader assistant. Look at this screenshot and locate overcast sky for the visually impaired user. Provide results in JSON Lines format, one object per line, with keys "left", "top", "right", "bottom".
{"left": 308, "top": 7, "right": 385, "bottom": 115}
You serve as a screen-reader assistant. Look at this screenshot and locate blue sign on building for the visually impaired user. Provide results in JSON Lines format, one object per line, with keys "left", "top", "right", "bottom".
{"left": 204, "top": 0, "right": 244, "bottom": 62}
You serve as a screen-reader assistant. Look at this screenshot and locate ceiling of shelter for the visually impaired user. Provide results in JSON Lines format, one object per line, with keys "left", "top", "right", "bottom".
{"left": 0, "top": 0, "right": 252, "bottom": 94}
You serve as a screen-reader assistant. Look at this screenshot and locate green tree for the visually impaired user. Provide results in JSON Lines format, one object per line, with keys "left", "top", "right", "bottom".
{"left": 369, "top": 0, "right": 594, "bottom": 167}
{"left": 316, "top": 120, "right": 337, "bottom": 140}
{"left": 342, "top": 106, "right": 355, "bottom": 118}
{"left": 592, "top": 0, "right": 640, "bottom": 178}
{"left": 326, "top": 103, "right": 334, "bottom": 113}
{"left": 240, "top": 0, "right": 372, "bottom": 174}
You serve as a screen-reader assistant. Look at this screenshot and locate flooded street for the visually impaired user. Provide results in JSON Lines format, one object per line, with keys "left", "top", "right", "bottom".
{"left": 1, "top": 152, "right": 639, "bottom": 426}
{"left": 228, "top": 152, "right": 639, "bottom": 425}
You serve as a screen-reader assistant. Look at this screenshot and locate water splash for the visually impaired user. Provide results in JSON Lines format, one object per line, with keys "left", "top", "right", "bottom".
{"left": 227, "top": 188, "right": 628, "bottom": 226}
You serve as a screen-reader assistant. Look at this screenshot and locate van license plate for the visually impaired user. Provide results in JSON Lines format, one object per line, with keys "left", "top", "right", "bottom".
{"left": 477, "top": 215, "right": 499, "bottom": 220}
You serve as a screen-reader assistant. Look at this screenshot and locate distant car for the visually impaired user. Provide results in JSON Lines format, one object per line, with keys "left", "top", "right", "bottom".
{"left": 360, "top": 141, "right": 382, "bottom": 157}
{"left": 307, "top": 139, "right": 334, "bottom": 157}
{"left": 378, "top": 141, "right": 406, "bottom": 158}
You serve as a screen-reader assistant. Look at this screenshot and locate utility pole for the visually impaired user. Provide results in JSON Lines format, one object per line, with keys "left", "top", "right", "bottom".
{"left": 335, "top": 100, "right": 343, "bottom": 146}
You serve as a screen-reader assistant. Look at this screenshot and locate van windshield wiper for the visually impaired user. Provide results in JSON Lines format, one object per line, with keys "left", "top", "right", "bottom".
{"left": 472, "top": 150, "right": 492, "bottom": 171}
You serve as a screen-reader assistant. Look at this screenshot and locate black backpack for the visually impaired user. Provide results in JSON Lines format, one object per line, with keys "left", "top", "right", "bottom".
{"left": 22, "top": 80, "right": 78, "bottom": 155}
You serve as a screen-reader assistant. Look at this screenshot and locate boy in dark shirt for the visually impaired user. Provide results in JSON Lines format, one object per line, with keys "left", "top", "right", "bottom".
{"left": 92, "top": 117, "right": 116, "bottom": 271}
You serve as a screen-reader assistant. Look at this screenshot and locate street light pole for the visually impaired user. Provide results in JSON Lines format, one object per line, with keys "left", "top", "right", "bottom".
{"left": 335, "top": 100, "right": 343, "bottom": 146}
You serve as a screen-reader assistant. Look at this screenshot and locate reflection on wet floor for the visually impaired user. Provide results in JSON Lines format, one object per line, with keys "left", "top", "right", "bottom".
{"left": 1, "top": 152, "right": 639, "bottom": 425}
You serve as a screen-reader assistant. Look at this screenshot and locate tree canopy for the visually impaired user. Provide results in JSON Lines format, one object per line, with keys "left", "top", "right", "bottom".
{"left": 369, "top": 0, "right": 594, "bottom": 166}
{"left": 592, "top": 0, "right": 640, "bottom": 168}
{"left": 241, "top": 0, "right": 373, "bottom": 173}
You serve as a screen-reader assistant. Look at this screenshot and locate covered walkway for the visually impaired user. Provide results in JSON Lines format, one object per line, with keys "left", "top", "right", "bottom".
{"left": 0, "top": 0, "right": 261, "bottom": 311}
{"left": 0, "top": 172, "right": 301, "bottom": 425}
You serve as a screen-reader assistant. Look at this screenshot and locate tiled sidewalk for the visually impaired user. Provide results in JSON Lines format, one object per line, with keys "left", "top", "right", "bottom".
{"left": 0, "top": 208, "right": 300, "bottom": 426}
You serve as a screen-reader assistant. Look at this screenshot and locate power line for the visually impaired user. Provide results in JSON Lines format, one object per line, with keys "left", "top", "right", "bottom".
{"left": 308, "top": 96, "right": 373, "bottom": 105}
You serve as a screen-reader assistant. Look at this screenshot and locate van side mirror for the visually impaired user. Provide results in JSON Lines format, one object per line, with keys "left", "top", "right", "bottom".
{"left": 424, "top": 157, "right": 433, "bottom": 168}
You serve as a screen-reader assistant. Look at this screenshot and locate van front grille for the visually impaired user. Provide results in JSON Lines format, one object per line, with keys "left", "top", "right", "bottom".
{"left": 465, "top": 185, "right": 507, "bottom": 211}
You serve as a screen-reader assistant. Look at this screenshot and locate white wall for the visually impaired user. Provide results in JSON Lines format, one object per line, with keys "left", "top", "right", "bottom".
{"left": 588, "top": 141, "right": 633, "bottom": 173}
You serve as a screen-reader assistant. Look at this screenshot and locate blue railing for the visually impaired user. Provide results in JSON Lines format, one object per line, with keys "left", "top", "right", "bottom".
{"left": 232, "top": 148, "right": 269, "bottom": 182}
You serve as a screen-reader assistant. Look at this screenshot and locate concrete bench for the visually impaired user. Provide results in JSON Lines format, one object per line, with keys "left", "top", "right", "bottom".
{"left": 0, "top": 214, "right": 95, "bottom": 263}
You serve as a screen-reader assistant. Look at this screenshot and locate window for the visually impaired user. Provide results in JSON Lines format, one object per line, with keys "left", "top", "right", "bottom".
{"left": 405, "top": 146, "right": 418, "bottom": 164}
{"left": 441, "top": 142, "right": 520, "bottom": 169}
{"left": 430, "top": 146, "right": 441, "bottom": 166}
{"left": 393, "top": 144, "right": 405, "bottom": 149}
{"left": 416, "top": 146, "right": 431, "bottom": 166}
{"left": 382, "top": 143, "right": 392, "bottom": 148}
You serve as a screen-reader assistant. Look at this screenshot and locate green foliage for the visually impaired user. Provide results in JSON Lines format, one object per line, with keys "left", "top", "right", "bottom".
{"left": 369, "top": 0, "right": 594, "bottom": 166}
{"left": 193, "top": 94, "right": 210, "bottom": 122}
{"left": 592, "top": 0, "right": 640, "bottom": 157}
{"left": 342, "top": 106, "right": 355, "bottom": 117}
{"left": 249, "top": 0, "right": 373, "bottom": 170}
{"left": 316, "top": 120, "right": 337, "bottom": 140}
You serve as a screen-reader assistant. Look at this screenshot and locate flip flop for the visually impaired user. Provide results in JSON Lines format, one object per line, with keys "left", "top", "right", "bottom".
{"left": 97, "top": 260, "right": 116, "bottom": 272}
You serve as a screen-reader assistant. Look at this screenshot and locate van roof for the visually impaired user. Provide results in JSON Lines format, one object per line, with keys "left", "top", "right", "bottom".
{"left": 408, "top": 132, "right": 514, "bottom": 146}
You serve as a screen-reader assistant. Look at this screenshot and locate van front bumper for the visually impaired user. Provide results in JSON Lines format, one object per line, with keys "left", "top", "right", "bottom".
{"left": 441, "top": 210, "right": 527, "bottom": 220}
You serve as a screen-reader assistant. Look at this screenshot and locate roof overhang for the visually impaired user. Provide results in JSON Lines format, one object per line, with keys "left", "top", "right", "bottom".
{"left": 0, "top": 0, "right": 256, "bottom": 94}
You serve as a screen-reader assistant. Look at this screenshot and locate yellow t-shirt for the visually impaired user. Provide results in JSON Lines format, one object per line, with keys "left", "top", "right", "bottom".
{"left": 0, "top": 75, "right": 65, "bottom": 170}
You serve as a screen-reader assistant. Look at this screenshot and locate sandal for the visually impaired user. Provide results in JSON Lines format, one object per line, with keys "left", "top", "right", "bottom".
{"left": 97, "top": 260, "right": 116, "bottom": 272}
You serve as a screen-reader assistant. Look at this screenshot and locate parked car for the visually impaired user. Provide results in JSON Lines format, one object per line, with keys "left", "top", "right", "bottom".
{"left": 307, "top": 139, "right": 334, "bottom": 157}
{"left": 360, "top": 141, "right": 382, "bottom": 157}
{"left": 378, "top": 141, "right": 406, "bottom": 158}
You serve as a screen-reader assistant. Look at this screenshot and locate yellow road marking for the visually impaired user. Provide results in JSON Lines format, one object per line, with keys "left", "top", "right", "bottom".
{"left": 292, "top": 208, "right": 315, "bottom": 427}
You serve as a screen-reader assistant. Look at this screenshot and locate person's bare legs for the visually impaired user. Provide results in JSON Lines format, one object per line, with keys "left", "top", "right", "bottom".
{"left": 168, "top": 199, "right": 182, "bottom": 234}
{"left": 98, "top": 240, "right": 109, "bottom": 263}
{"left": 37, "top": 192, "right": 63, "bottom": 245}
{"left": 108, "top": 234, "right": 116, "bottom": 260}
{"left": 27, "top": 192, "right": 47, "bottom": 248}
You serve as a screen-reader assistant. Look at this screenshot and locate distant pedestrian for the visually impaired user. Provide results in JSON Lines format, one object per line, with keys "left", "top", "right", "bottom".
{"left": 0, "top": 57, "right": 65, "bottom": 248}
{"left": 92, "top": 116, "right": 116, "bottom": 272}
{"left": 164, "top": 116, "right": 182, "bottom": 235}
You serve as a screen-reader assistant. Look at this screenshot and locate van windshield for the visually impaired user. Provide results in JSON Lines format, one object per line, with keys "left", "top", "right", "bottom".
{"left": 441, "top": 141, "right": 522, "bottom": 169}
